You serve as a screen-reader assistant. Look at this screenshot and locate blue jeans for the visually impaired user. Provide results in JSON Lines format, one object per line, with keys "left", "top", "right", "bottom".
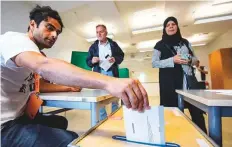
{"left": 100, "top": 69, "right": 119, "bottom": 121}
{"left": 1, "top": 114, "right": 78, "bottom": 147}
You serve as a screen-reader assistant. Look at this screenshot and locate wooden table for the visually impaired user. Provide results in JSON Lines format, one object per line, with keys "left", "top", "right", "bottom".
{"left": 68, "top": 107, "right": 218, "bottom": 147}
{"left": 39, "top": 89, "right": 119, "bottom": 127}
{"left": 176, "top": 90, "right": 232, "bottom": 147}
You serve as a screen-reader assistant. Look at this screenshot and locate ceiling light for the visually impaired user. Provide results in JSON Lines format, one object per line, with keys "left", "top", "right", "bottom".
{"left": 192, "top": 43, "right": 207, "bottom": 47}
{"left": 194, "top": 14, "right": 232, "bottom": 24}
{"left": 136, "top": 40, "right": 158, "bottom": 49}
{"left": 193, "top": 3, "right": 232, "bottom": 19}
{"left": 84, "top": 21, "right": 99, "bottom": 37}
{"left": 132, "top": 26, "right": 163, "bottom": 35}
{"left": 213, "top": 0, "right": 232, "bottom": 5}
{"left": 140, "top": 50, "right": 153, "bottom": 53}
{"left": 84, "top": 21, "right": 116, "bottom": 38}
{"left": 115, "top": 41, "right": 130, "bottom": 49}
{"left": 86, "top": 34, "right": 114, "bottom": 42}
{"left": 131, "top": 8, "right": 165, "bottom": 30}
{"left": 187, "top": 34, "right": 209, "bottom": 43}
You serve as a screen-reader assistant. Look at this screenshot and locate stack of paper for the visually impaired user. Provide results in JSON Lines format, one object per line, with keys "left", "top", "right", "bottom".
{"left": 123, "top": 106, "right": 165, "bottom": 145}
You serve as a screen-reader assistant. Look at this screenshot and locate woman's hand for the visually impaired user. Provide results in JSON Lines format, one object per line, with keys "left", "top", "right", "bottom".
{"left": 173, "top": 54, "right": 189, "bottom": 64}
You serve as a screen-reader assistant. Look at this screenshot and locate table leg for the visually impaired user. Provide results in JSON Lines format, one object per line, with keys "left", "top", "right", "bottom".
{"left": 39, "top": 106, "right": 43, "bottom": 113}
{"left": 91, "top": 103, "right": 99, "bottom": 127}
{"left": 208, "top": 106, "right": 222, "bottom": 147}
{"left": 178, "top": 94, "right": 184, "bottom": 112}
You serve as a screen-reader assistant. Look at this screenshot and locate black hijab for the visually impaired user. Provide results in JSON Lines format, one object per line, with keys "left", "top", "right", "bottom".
{"left": 162, "top": 16, "right": 182, "bottom": 46}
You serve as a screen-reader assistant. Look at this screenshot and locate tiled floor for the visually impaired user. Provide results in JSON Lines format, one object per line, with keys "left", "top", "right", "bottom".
{"left": 43, "top": 96, "right": 232, "bottom": 147}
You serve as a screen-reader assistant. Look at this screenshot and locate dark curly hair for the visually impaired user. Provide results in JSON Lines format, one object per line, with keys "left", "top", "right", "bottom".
{"left": 28, "top": 5, "right": 64, "bottom": 32}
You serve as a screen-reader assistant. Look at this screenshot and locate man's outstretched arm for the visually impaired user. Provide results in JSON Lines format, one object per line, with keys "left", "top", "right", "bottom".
{"left": 39, "top": 78, "right": 82, "bottom": 93}
{"left": 13, "top": 51, "right": 150, "bottom": 111}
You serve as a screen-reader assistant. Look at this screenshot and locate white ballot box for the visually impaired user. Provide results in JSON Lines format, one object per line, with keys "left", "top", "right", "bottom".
{"left": 123, "top": 106, "right": 165, "bottom": 145}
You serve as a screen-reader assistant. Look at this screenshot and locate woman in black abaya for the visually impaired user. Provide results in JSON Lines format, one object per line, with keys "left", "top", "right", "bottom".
{"left": 152, "top": 16, "right": 207, "bottom": 133}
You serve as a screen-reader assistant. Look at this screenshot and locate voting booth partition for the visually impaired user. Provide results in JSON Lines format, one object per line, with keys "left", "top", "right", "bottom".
{"left": 71, "top": 51, "right": 130, "bottom": 78}
{"left": 119, "top": 68, "right": 129, "bottom": 78}
{"left": 71, "top": 51, "right": 92, "bottom": 71}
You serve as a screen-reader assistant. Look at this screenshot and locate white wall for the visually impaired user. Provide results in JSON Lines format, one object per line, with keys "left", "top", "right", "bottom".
{"left": 193, "top": 46, "right": 210, "bottom": 68}
{"left": 207, "top": 29, "right": 232, "bottom": 53}
{"left": 120, "top": 55, "right": 160, "bottom": 97}
{"left": 1, "top": 1, "right": 32, "bottom": 34}
{"left": 193, "top": 29, "right": 232, "bottom": 86}
{"left": 43, "top": 28, "right": 90, "bottom": 62}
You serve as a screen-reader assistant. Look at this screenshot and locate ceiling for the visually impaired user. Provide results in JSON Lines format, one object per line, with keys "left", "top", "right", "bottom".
{"left": 27, "top": 1, "right": 232, "bottom": 54}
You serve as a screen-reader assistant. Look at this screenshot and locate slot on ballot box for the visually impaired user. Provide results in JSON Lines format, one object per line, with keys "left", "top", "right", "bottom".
{"left": 123, "top": 106, "right": 165, "bottom": 145}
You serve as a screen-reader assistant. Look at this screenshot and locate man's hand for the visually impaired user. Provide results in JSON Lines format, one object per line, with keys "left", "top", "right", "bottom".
{"left": 67, "top": 86, "right": 82, "bottom": 92}
{"left": 173, "top": 54, "right": 189, "bottom": 64}
{"left": 92, "top": 57, "right": 100, "bottom": 64}
{"left": 197, "top": 68, "right": 208, "bottom": 74}
{"left": 108, "top": 57, "right": 115, "bottom": 63}
{"left": 106, "top": 78, "right": 150, "bottom": 112}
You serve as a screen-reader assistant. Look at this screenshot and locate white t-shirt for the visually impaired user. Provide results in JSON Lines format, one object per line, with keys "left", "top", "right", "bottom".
{"left": 195, "top": 68, "right": 202, "bottom": 82}
{"left": 0, "top": 32, "right": 40, "bottom": 125}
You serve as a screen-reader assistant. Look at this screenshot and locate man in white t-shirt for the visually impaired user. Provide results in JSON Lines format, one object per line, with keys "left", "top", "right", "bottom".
{"left": 1, "top": 5, "right": 149, "bottom": 147}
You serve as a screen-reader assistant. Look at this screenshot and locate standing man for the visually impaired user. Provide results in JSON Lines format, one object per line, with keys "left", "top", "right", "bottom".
{"left": 1, "top": 5, "right": 149, "bottom": 147}
{"left": 86, "top": 24, "right": 124, "bottom": 120}
{"left": 194, "top": 60, "right": 208, "bottom": 89}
